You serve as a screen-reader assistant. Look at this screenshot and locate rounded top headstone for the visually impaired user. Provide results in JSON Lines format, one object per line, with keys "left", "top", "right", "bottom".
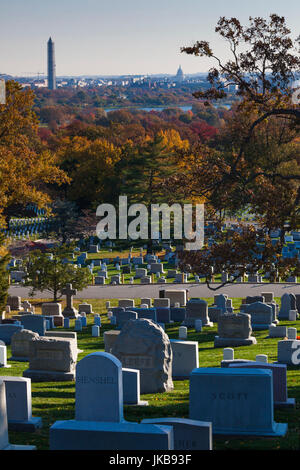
{"left": 75, "top": 352, "right": 123, "bottom": 423}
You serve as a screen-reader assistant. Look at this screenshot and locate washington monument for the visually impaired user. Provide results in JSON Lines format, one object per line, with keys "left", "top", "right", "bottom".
{"left": 47, "top": 37, "right": 56, "bottom": 90}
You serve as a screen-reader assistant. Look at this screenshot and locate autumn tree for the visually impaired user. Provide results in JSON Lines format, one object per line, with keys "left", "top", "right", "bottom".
{"left": 57, "top": 136, "right": 121, "bottom": 209}
{"left": 179, "top": 224, "right": 300, "bottom": 290}
{"left": 0, "top": 80, "right": 69, "bottom": 226}
{"left": 175, "top": 14, "right": 300, "bottom": 288}
{"left": 179, "top": 15, "right": 300, "bottom": 214}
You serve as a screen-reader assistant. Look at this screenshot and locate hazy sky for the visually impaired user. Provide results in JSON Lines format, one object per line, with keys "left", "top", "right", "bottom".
{"left": 0, "top": 0, "right": 299, "bottom": 76}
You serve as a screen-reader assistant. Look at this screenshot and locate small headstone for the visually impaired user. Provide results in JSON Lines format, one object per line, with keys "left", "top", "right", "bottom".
{"left": 156, "top": 307, "right": 171, "bottom": 324}
{"left": 277, "top": 339, "right": 300, "bottom": 365}
{"left": 245, "top": 295, "right": 264, "bottom": 304}
{"left": 16, "top": 314, "right": 47, "bottom": 337}
{"left": 170, "top": 340, "right": 199, "bottom": 379}
{"left": 229, "top": 362, "right": 295, "bottom": 408}
{"left": 261, "top": 292, "right": 274, "bottom": 303}
{"left": 214, "top": 313, "right": 257, "bottom": 347}
{"left": 278, "top": 293, "right": 292, "bottom": 321}
{"left": 179, "top": 326, "right": 187, "bottom": 340}
{"left": 135, "top": 268, "right": 147, "bottom": 279}
{"left": 95, "top": 276, "right": 105, "bottom": 285}
{"left": 0, "top": 324, "right": 23, "bottom": 345}
{"left": 140, "top": 298, "right": 152, "bottom": 308}
{"left": 0, "top": 345, "right": 11, "bottom": 368}
{"left": 256, "top": 354, "right": 268, "bottom": 363}
{"left": 269, "top": 325, "right": 287, "bottom": 338}
{"left": 118, "top": 299, "right": 135, "bottom": 309}
{"left": 208, "top": 307, "right": 223, "bottom": 323}
{"left": 287, "top": 328, "right": 297, "bottom": 340}
{"left": 170, "top": 307, "right": 186, "bottom": 323}
{"left": 184, "top": 299, "right": 213, "bottom": 327}
{"left": 131, "top": 307, "right": 157, "bottom": 322}
{"left": 195, "top": 319, "right": 202, "bottom": 332}
{"left": 223, "top": 348, "right": 234, "bottom": 361}
{"left": 41, "top": 303, "right": 62, "bottom": 317}
{"left": 116, "top": 310, "right": 138, "bottom": 329}
{"left": 23, "top": 337, "right": 77, "bottom": 382}
{"left": 153, "top": 298, "right": 170, "bottom": 308}
{"left": 0, "top": 380, "right": 36, "bottom": 450}
{"left": 122, "top": 368, "right": 148, "bottom": 406}
{"left": 141, "top": 418, "right": 212, "bottom": 450}
{"left": 1, "top": 376, "right": 42, "bottom": 431}
{"left": 244, "top": 302, "right": 274, "bottom": 330}
{"left": 288, "top": 310, "right": 297, "bottom": 321}
{"left": 78, "top": 303, "right": 93, "bottom": 315}
{"left": 164, "top": 290, "right": 187, "bottom": 307}
{"left": 6, "top": 296, "right": 22, "bottom": 311}
{"left": 92, "top": 325, "right": 100, "bottom": 337}
{"left": 104, "top": 330, "right": 121, "bottom": 353}
{"left": 10, "top": 329, "right": 40, "bottom": 362}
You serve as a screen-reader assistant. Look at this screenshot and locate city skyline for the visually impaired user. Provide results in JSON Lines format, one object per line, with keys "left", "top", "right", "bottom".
{"left": 0, "top": 0, "right": 299, "bottom": 77}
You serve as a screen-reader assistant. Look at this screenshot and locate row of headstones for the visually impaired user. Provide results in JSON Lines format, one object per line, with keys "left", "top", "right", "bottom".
{"left": 49, "top": 350, "right": 289, "bottom": 449}
{"left": 2, "top": 317, "right": 297, "bottom": 396}
{"left": 221, "top": 271, "right": 299, "bottom": 283}
{"left": 106, "top": 294, "right": 299, "bottom": 354}
{"left": 0, "top": 320, "right": 296, "bottom": 448}
{"left": 213, "top": 293, "right": 299, "bottom": 348}
{"left": 2, "top": 304, "right": 296, "bottom": 374}
{"left": 0, "top": 351, "right": 212, "bottom": 450}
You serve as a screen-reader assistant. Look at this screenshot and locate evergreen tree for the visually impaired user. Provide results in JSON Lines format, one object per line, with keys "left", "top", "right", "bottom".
{"left": 120, "top": 134, "right": 175, "bottom": 206}
{"left": 24, "top": 244, "right": 90, "bottom": 302}
{"left": 118, "top": 134, "right": 178, "bottom": 252}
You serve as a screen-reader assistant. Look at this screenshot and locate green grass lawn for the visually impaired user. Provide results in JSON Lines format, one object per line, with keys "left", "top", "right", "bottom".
{"left": 1, "top": 297, "right": 300, "bottom": 450}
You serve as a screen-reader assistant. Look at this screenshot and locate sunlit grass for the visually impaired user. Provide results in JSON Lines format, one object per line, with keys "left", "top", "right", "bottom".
{"left": 2, "top": 296, "right": 300, "bottom": 450}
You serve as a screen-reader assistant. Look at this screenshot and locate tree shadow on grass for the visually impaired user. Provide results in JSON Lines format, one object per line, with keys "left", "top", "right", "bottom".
{"left": 33, "top": 389, "right": 74, "bottom": 399}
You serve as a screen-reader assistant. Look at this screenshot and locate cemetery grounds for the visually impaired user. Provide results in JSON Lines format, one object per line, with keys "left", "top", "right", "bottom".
{"left": 1, "top": 296, "right": 300, "bottom": 451}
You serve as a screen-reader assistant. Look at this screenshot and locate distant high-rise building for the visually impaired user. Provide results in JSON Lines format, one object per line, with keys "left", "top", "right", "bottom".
{"left": 47, "top": 37, "right": 56, "bottom": 90}
{"left": 175, "top": 65, "right": 184, "bottom": 83}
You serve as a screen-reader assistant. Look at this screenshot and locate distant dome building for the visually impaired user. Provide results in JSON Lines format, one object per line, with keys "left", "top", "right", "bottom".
{"left": 175, "top": 65, "right": 184, "bottom": 83}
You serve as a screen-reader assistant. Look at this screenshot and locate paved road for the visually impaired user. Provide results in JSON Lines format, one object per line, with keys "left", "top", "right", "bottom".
{"left": 8, "top": 283, "right": 300, "bottom": 300}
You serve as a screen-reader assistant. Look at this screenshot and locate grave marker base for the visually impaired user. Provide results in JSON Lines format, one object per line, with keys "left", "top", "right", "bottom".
{"left": 2, "top": 444, "right": 36, "bottom": 450}
{"left": 212, "top": 422, "right": 287, "bottom": 437}
{"left": 8, "top": 416, "right": 42, "bottom": 433}
{"left": 23, "top": 369, "right": 75, "bottom": 382}
{"left": 274, "top": 398, "right": 295, "bottom": 409}
{"left": 214, "top": 336, "right": 257, "bottom": 347}
{"left": 9, "top": 356, "right": 28, "bottom": 362}
{"left": 50, "top": 420, "right": 173, "bottom": 450}
{"left": 124, "top": 400, "right": 149, "bottom": 407}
